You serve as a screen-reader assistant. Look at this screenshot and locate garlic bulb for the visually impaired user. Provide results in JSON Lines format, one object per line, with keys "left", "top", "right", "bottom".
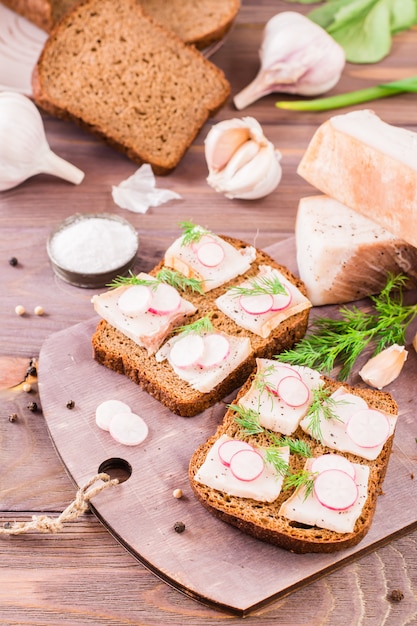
{"left": 358, "top": 344, "right": 408, "bottom": 389}
{"left": 0, "top": 92, "right": 84, "bottom": 191}
{"left": 234, "top": 12, "right": 346, "bottom": 110}
{"left": 205, "top": 117, "right": 282, "bottom": 200}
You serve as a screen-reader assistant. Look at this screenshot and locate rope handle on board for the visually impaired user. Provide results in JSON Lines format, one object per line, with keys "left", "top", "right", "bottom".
{"left": 0, "top": 473, "right": 118, "bottom": 535}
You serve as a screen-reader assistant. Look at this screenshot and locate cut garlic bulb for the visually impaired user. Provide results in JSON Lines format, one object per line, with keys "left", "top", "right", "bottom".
{"left": 234, "top": 12, "right": 345, "bottom": 110}
{"left": 205, "top": 117, "right": 282, "bottom": 200}
{"left": 358, "top": 344, "right": 408, "bottom": 390}
{"left": 0, "top": 92, "right": 84, "bottom": 191}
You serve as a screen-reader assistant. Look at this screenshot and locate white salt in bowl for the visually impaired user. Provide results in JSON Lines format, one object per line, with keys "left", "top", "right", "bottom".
{"left": 47, "top": 213, "right": 139, "bottom": 288}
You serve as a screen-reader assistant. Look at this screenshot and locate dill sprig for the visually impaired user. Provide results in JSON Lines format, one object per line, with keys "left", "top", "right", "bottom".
{"left": 264, "top": 447, "right": 291, "bottom": 478}
{"left": 303, "top": 387, "right": 344, "bottom": 443}
{"left": 270, "top": 434, "right": 312, "bottom": 459}
{"left": 107, "top": 268, "right": 204, "bottom": 294}
{"left": 229, "top": 274, "right": 287, "bottom": 297}
{"left": 283, "top": 469, "right": 316, "bottom": 500}
{"left": 228, "top": 403, "right": 264, "bottom": 435}
{"left": 175, "top": 315, "right": 213, "bottom": 336}
{"left": 277, "top": 273, "right": 417, "bottom": 380}
{"left": 179, "top": 220, "right": 210, "bottom": 247}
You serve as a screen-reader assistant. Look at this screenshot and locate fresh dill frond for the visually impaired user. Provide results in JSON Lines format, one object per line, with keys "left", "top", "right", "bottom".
{"left": 304, "top": 387, "right": 345, "bottom": 443}
{"left": 228, "top": 404, "right": 264, "bottom": 436}
{"left": 283, "top": 469, "right": 315, "bottom": 500}
{"left": 264, "top": 447, "right": 290, "bottom": 478}
{"left": 175, "top": 315, "right": 213, "bottom": 336}
{"left": 229, "top": 274, "right": 287, "bottom": 297}
{"left": 270, "top": 434, "right": 312, "bottom": 458}
{"left": 107, "top": 271, "right": 157, "bottom": 290}
{"left": 155, "top": 268, "right": 204, "bottom": 294}
{"left": 179, "top": 220, "right": 210, "bottom": 247}
{"left": 277, "top": 273, "right": 417, "bottom": 380}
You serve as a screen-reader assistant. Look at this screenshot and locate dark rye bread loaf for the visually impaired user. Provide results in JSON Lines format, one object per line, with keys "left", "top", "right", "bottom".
{"left": 1, "top": 0, "right": 240, "bottom": 48}
{"left": 189, "top": 376, "right": 397, "bottom": 552}
{"left": 31, "top": 0, "right": 231, "bottom": 173}
{"left": 92, "top": 237, "right": 311, "bottom": 417}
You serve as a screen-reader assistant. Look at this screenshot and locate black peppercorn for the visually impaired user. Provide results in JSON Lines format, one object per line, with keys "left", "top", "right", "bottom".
{"left": 389, "top": 589, "right": 404, "bottom": 602}
{"left": 27, "top": 402, "right": 38, "bottom": 412}
{"left": 174, "top": 521, "right": 185, "bottom": 533}
{"left": 66, "top": 400, "right": 75, "bottom": 409}
{"left": 26, "top": 366, "right": 37, "bottom": 378}
{"left": 9, "top": 257, "right": 18, "bottom": 267}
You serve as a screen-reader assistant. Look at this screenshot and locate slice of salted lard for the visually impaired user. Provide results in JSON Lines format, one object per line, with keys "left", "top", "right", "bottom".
{"left": 296, "top": 195, "right": 417, "bottom": 305}
{"left": 297, "top": 109, "right": 417, "bottom": 249}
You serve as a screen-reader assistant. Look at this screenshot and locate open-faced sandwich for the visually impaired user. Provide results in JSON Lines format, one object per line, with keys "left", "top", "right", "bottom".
{"left": 189, "top": 358, "right": 398, "bottom": 552}
{"left": 91, "top": 222, "right": 312, "bottom": 416}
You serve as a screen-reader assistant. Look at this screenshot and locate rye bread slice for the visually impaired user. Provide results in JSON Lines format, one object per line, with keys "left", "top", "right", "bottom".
{"left": 189, "top": 375, "right": 397, "bottom": 553}
{"left": 31, "top": 0, "right": 230, "bottom": 173}
{"left": 92, "top": 237, "right": 311, "bottom": 417}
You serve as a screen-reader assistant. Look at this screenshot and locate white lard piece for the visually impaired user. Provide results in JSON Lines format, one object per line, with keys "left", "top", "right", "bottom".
{"left": 194, "top": 435, "right": 290, "bottom": 502}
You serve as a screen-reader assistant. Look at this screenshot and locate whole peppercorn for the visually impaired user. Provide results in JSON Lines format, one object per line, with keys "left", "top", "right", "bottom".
{"left": 66, "top": 400, "right": 75, "bottom": 409}
{"left": 26, "top": 365, "right": 37, "bottom": 377}
{"left": 8, "top": 413, "right": 18, "bottom": 422}
{"left": 27, "top": 401, "right": 38, "bottom": 412}
{"left": 389, "top": 589, "right": 404, "bottom": 602}
{"left": 34, "top": 306, "right": 44, "bottom": 316}
{"left": 172, "top": 488, "right": 183, "bottom": 499}
{"left": 174, "top": 521, "right": 186, "bottom": 534}
{"left": 15, "top": 305, "right": 25, "bottom": 316}
{"left": 9, "top": 257, "right": 18, "bottom": 266}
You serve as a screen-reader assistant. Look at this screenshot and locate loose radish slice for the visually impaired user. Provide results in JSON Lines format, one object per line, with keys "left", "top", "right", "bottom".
{"left": 148, "top": 282, "right": 181, "bottom": 315}
{"left": 277, "top": 375, "right": 310, "bottom": 407}
{"left": 169, "top": 333, "right": 205, "bottom": 368}
{"left": 196, "top": 240, "right": 225, "bottom": 267}
{"left": 239, "top": 292, "right": 274, "bottom": 315}
{"left": 117, "top": 285, "right": 153, "bottom": 316}
{"left": 218, "top": 439, "right": 254, "bottom": 467}
{"left": 310, "top": 454, "right": 356, "bottom": 480}
{"left": 271, "top": 288, "right": 292, "bottom": 311}
{"left": 264, "top": 364, "right": 301, "bottom": 395}
{"left": 313, "top": 469, "right": 358, "bottom": 511}
{"left": 197, "top": 333, "right": 230, "bottom": 368}
{"left": 346, "top": 408, "right": 391, "bottom": 449}
{"left": 229, "top": 448, "right": 265, "bottom": 482}
{"left": 95, "top": 399, "right": 132, "bottom": 431}
{"left": 191, "top": 234, "right": 216, "bottom": 252}
{"left": 109, "top": 411, "right": 148, "bottom": 446}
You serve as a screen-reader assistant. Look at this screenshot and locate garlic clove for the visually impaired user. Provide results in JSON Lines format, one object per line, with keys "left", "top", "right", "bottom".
{"left": 204, "top": 124, "right": 251, "bottom": 173}
{"left": 0, "top": 91, "right": 84, "bottom": 191}
{"left": 205, "top": 116, "right": 282, "bottom": 200}
{"left": 358, "top": 344, "right": 408, "bottom": 389}
{"left": 233, "top": 12, "right": 345, "bottom": 110}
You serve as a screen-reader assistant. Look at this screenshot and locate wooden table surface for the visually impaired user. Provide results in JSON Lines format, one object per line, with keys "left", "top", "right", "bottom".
{"left": 1, "top": 1, "right": 417, "bottom": 624}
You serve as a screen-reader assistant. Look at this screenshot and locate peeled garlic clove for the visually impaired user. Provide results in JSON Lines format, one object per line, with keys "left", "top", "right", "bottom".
{"left": 0, "top": 91, "right": 84, "bottom": 191}
{"left": 205, "top": 117, "right": 282, "bottom": 200}
{"left": 358, "top": 344, "right": 408, "bottom": 389}
{"left": 233, "top": 12, "right": 346, "bottom": 110}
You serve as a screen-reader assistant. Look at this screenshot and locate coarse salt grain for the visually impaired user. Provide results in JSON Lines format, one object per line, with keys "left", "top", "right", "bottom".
{"left": 49, "top": 216, "right": 138, "bottom": 274}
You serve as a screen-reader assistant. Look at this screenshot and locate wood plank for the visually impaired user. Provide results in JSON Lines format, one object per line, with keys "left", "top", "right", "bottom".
{"left": 37, "top": 239, "right": 417, "bottom": 615}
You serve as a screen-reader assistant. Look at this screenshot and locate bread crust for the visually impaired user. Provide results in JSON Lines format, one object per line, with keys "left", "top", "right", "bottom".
{"left": 92, "top": 236, "right": 311, "bottom": 416}
{"left": 189, "top": 375, "right": 397, "bottom": 553}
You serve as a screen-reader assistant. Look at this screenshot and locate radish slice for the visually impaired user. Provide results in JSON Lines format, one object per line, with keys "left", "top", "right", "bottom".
{"left": 229, "top": 448, "right": 265, "bottom": 482}
{"left": 95, "top": 399, "right": 132, "bottom": 431}
{"left": 196, "top": 240, "right": 225, "bottom": 267}
{"left": 109, "top": 411, "right": 149, "bottom": 446}
{"left": 117, "top": 285, "right": 153, "bottom": 316}
{"left": 148, "top": 282, "right": 181, "bottom": 315}
{"left": 310, "top": 454, "right": 356, "bottom": 480}
{"left": 277, "top": 375, "right": 310, "bottom": 407}
{"left": 346, "top": 408, "right": 391, "bottom": 449}
{"left": 218, "top": 439, "right": 254, "bottom": 467}
{"left": 169, "top": 333, "right": 205, "bottom": 368}
{"left": 271, "top": 287, "right": 292, "bottom": 311}
{"left": 313, "top": 469, "right": 358, "bottom": 511}
{"left": 191, "top": 234, "right": 216, "bottom": 252}
{"left": 264, "top": 364, "right": 301, "bottom": 395}
{"left": 239, "top": 292, "right": 274, "bottom": 315}
{"left": 197, "top": 333, "right": 230, "bottom": 368}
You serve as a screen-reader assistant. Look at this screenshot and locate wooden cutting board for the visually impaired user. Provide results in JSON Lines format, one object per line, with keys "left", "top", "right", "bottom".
{"left": 38, "top": 238, "right": 417, "bottom": 616}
